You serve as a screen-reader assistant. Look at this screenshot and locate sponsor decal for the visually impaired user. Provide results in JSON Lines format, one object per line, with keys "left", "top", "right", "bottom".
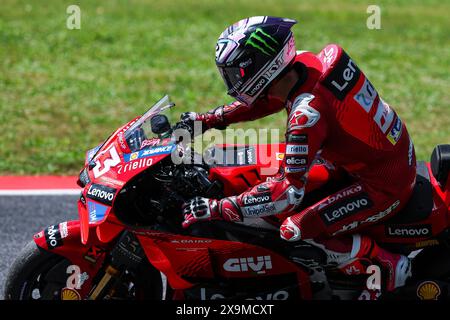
{"left": 140, "top": 138, "right": 161, "bottom": 149}
{"left": 289, "top": 94, "right": 320, "bottom": 129}
{"left": 415, "top": 239, "right": 439, "bottom": 248}
{"left": 61, "top": 287, "right": 81, "bottom": 300}
{"left": 246, "top": 28, "right": 279, "bottom": 56}
{"left": 86, "top": 183, "right": 116, "bottom": 206}
{"left": 276, "top": 152, "right": 285, "bottom": 161}
{"left": 318, "top": 185, "right": 363, "bottom": 210}
{"left": 243, "top": 203, "right": 277, "bottom": 216}
{"left": 200, "top": 288, "right": 289, "bottom": 300}
{"left": 387, "top": 116, "right": 403, "bottom": 145}
{"left": 333, "top": 200, "right": 400, "bottom": 235}
{"left": 320, "top": 194, "right": 373, "bottom": 226}
{"left": 84, "top": 246, "right": 106, "bottom": 264}
{"left": 243, "top": 193, "right": 272, "bottom": 206}
{"left": 117, "top": 157, "right": 153, "bottom": 175}
{"left": 239, "top": 58, "right": 252, "bottom": 68}
{"left": 320, "top": 45, "right": 336, "bottom": 67}
{"left": 87, "top": 201, "right": 108, "bottom": 223}
{"left": 285, "top": 155, "right": 307, "bottom": 166}
{"left": 417, "top": 281, "right": 441, "bottom": 300}
{"left": 286, "top": 144, "right": 308, "bottom": 155}
{"left": 171, "top": 239, "right": 213, "bottom": 244}
{"left": 98, "top": 176, "right": 125, "bottom": 187}
{"left": 59, "top": 222, "right": 69, "bottom": 239}
{"left": 373, "top": 99, "right": 395, "bottom": 134}
{"left": 285, "top": 166, "right": 308, "bottom": 173}
{"left": 123, "top": 145, "right": 174, "bottom": 162}
{"left": 117, "top": 132, "right": 128, "bottom": 151}
{"left": 323, "top": 51, "right": 361, "bottom": 100}
{"left": 45, "top": 224, "right": 65, "bottom": 249}
{"left": 223, "top": 208, "right": 242, "bottom": 222}
{"left": 256, "top": 184, "right": 270, "bottom": 192}
{"left": 353, "top": 77, "right": 377, "bottom": 112}
{"left": 247, "top": 78, "right": 267, "bottom": 98}
{"left": 129, "top": 152, "right": 139, "bottom": 161}
{"left": 223, "top": 256, "right": 272, "bottom": 274}
{"left": 287, "top": 134, "right": 308, "bottom": 143}
{"left": 386, "top": 224, "right": 431, "bottom": 238}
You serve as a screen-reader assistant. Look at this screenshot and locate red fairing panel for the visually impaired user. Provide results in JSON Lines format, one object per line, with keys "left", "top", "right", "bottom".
{"left": 135, "top": 232, "right": 312, "bottom": 299}
{"left": 33, "top": 220, "right": 114, "bottom": 298}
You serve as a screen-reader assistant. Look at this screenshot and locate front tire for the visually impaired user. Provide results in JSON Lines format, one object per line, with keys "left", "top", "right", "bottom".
{"left": 4, "top": 240, "right": 71, "bottom": 300}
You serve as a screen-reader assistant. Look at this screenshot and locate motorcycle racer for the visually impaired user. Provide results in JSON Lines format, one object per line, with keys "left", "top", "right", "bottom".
{"left": 179, "top": 16, "right": 416, "bottom": 295}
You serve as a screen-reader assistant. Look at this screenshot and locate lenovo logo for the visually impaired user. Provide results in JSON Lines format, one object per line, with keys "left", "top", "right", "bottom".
{"left": 386, "top": 225, "right": 432, "bottom": 238}
{"left": 331, "top": 58, "right": 357, "bottom": 92}
{"left": 86, "top": 184, "right": 116, "bottom": 206}
{"left": 323, "top": 51, "right": 361, "bottom": 100}
{"left": 321, "top": 194, "right": 373, "bottom": 226}
{"left": 243, "top": 193, "right": 271, "bottom": 206}
{"left": 223, "top": 256, "right": 272, "bottom": 274}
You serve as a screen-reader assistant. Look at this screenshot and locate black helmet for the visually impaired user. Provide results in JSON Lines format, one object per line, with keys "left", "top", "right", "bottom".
{"left": 215, "top": 16, "right": 297, "bottom": 106}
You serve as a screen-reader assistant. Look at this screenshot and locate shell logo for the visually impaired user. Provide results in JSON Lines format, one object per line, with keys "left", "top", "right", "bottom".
{"left": 130, "top": 152, "right": 139, "bottom": 160}
{"left": 276, "top": 153, "right": 285, "bottom": 161}
{"left": 416, "top": 281, "right": 441, "bottom": 300}
{"left": 61, "top": 287, "right": 81, "bottom": 300}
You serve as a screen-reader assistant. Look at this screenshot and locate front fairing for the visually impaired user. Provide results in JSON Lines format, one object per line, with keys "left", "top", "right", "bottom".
{"left": 77, "top": 96, "right": 178, "bottom": 243}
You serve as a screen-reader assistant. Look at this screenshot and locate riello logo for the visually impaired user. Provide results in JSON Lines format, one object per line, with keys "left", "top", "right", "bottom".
{"left": 223, "top": 256, "right": 272, "bottom": 274}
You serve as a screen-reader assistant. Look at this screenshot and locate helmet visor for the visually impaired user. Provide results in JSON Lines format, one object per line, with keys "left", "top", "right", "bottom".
{"left": 218, "top": 66, "right": 245, "bottom": 98}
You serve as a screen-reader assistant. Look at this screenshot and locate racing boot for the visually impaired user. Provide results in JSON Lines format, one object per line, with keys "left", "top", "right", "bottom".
{"left": 354, "top": 234, "right": 412, "bottom": 292}
{"left": 307, "top": 234, "right": 411, "bottom": 294}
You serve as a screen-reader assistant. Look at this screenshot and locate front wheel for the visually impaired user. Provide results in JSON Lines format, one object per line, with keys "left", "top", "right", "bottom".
{"left": 4, "top": 241, "right": 71, "bottom": 300}
{"left": 4, "top": 240, "right": 168, "bottom": 300}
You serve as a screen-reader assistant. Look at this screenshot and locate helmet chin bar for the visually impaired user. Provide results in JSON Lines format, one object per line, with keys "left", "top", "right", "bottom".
{"left": 235, "top": 36, "right": 296, "bottom": 106}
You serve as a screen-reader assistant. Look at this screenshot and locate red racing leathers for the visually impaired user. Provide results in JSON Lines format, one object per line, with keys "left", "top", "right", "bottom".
{"left": 192, "top": 45, "right": 416, "bottom": 291}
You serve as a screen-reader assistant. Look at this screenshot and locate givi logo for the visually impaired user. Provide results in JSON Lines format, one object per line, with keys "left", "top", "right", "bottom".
{"left": 223, "top": 256, "right": 272, "bottom": 274}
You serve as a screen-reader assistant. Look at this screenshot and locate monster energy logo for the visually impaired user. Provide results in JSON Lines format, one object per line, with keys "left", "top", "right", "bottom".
{"left": 246, "top": 28, "right": 279, "bottom": 56}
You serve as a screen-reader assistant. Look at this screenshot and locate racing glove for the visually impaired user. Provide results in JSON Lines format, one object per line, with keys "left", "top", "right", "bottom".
{"left": 174, "top": 112, "right": 205, "bottom": 140}
{"left": 181, "top": 196, "right": 243, "bottom": 228}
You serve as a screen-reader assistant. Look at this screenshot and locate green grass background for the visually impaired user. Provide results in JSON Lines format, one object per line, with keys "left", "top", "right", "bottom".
{"left": 0, "top": 0, "right": 449, "bottom": 174}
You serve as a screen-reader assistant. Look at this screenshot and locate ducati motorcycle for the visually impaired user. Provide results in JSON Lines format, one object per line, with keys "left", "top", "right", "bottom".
{"left": 4, "top": 95, "right": 450, "bottom": 300}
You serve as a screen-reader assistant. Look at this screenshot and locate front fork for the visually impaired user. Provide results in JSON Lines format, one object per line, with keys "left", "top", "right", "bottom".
{"left": 88, "top": 231, "right": 145, "bottom": 300}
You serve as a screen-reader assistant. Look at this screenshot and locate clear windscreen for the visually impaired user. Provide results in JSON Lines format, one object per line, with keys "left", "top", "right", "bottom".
{"left": 123, "top": 95, "right": 174, "bottom": 152}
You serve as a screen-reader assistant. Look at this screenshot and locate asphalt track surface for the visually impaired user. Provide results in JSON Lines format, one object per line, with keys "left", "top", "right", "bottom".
{"left": 0, "top": 195, "right": 78, "bottom": 299}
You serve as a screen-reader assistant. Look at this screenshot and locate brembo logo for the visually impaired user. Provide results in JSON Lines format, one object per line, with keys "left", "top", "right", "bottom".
{"left": 387, "top": 225, "right": 432, "bottom": 238}
{"left": 223, "top": 256, "right": 272, "bottom": 274}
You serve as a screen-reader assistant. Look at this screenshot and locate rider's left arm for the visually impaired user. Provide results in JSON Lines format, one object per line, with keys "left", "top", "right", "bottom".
{"left": 222, "top": 93, "right": 330, "bottom": 220}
